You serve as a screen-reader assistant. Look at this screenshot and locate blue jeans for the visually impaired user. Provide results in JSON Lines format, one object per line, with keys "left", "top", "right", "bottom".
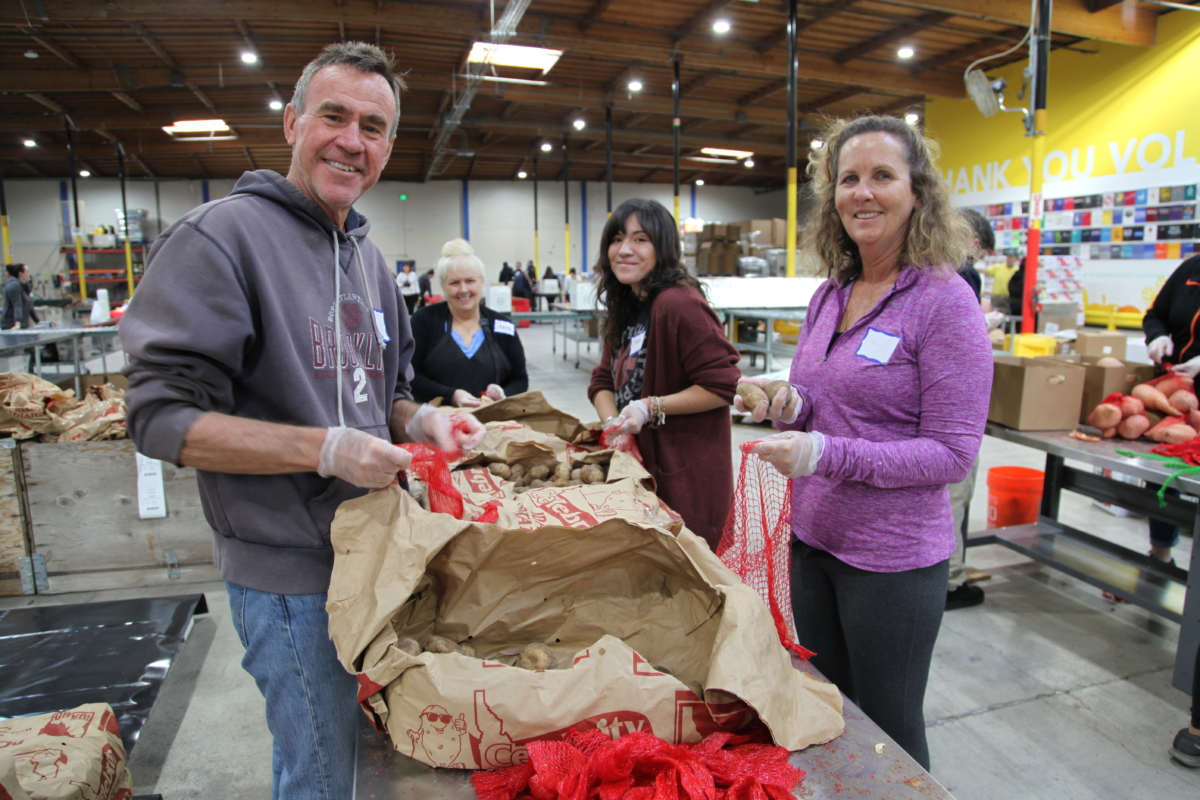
{"left": 227, "top": 581, "right": 359, "bottom": 800}
{"left": 1148, "top": 485, "right": 1181, "bottom": 550}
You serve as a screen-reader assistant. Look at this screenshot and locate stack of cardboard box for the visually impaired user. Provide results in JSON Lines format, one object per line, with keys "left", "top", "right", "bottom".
{"left": 697, "top": 223, "right": 741, "bottom": 275}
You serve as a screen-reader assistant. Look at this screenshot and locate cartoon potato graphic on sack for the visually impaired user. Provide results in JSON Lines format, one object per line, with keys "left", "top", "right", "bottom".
{"left": 407, "top": 704, "right": 467, "bottom": 768}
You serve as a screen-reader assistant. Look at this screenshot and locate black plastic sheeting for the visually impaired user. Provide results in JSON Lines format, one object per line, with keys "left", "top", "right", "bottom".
{"left": 0, "top": 594, "right": 207, "bottom": 755}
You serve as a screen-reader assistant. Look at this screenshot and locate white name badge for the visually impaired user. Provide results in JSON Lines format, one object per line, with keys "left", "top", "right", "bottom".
{"left": 856, "top": 327, "right": 901, "bottom": 365}
{"left": 629, "top": 332, "right": 646, "bottom": 355}
{"left": 372, "top": 308, "right": 391, "bottom": 343}
{"left": 494, "top": 319, "right": 516, "bottom": 336}
{"left": 136, "top": 452, "right": 168, "bottom": 520}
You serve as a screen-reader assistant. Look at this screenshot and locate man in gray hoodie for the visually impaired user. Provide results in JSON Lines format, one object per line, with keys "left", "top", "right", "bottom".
{"left": 121, "top": 42, "right": 484, "bottom": 800}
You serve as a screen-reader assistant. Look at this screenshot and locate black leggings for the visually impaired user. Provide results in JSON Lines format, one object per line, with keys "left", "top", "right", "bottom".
{"left": 790, "top": 543, "right": 948, "bottom": 771}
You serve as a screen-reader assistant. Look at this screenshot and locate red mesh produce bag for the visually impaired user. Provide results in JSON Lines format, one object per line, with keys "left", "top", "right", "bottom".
{"left": 471, "top": 728, "right": 804, "bottom": 800}
{"left": 716, "top": 441, "right": 812, "bottom": 660}
{"left": 398, "top": 442, "right": 465, "bottom": 519}
{"left": 599, "top": 426, "right": 644, "bottom": 464}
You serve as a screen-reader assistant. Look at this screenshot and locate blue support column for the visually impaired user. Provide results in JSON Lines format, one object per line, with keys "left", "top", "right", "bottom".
{"left": 580, "top": 180, "right": 587, "bottom": 275}
{"left": 691, "top": 183, "right": 697, "bottom": 219}
{"left": 201, "top": 180, "right": 210, "bottom": 204}
{"left": 462, "top": 180, "right": 470, "bottom": 240}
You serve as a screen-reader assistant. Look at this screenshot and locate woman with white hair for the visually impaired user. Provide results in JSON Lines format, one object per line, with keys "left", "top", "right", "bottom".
{"left": 410, "top": 238, "right": 528, "bottom": 407}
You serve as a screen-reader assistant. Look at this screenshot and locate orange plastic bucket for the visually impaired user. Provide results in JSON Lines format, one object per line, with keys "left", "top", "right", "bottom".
{"left": 986, "top": 466, "right": 1044, "bottom": 528}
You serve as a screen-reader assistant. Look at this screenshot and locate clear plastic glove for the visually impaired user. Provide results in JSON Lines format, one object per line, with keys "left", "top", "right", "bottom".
{"left": 405, "top": 404, "right": 487, "bottom": 454}
{"left": 317, "top": 427, "right": 413, "bottom": 489}
{"left": 1148, "top": 335, "right": 1174, "bottom": 365}
{"left": 984, "top": 311, "right": 1005, "bottom": 332}
{"left": 452, "top": 389, "right": 482, "bottom": 408}
{"left": 604, "top": 399, "right": 650, "bottom": 435}
{"left": 1172, "top": 354, "right": 1200, "bottom": 379}
{"left": 731, "top": 376, "right": 802, "bottom": 424}
{"left": 485, "top": 384, "right": 506, "bottom": 401}
{"left": 749, "top": 431, "right": 825, "bottom": 478}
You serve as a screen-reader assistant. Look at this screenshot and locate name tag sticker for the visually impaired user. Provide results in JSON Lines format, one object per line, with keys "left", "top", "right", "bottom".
{"left": 856, "top": 327, "right": 901, "bottom": 365}
{"left": 372, "top": 308, "right": 391, "bottom": 343}
{"left": 629, "top": 332, "right": 646, "bottom": 355}
{"left": 494, "top": 319, "right": 516, "bottom": 336}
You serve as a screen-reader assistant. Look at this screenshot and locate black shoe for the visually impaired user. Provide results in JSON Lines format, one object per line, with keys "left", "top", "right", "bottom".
{"left": 946, "top": 583, "right": 985, "bottom": 611}
{"left": 1170, "top": 727, "right": 1200, "bottom": 768}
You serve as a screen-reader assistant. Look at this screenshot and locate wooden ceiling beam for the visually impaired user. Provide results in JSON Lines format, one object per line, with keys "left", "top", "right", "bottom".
{"left": 19, "top": 28, "right": 82, "bottom": 69}
{"left": 128, "top": 20, "right": 178, "bottom": 68}
{"left": 605, "top": 63, "right": 646, "bottom": 94}
{"left": 186, "top": 83, "right": 218, "bottom": 113}
{"left": 902, "top": 0, "right": 1155, "bottom": 46}
{"left": 191, "top": 154, "right": 210, "bottom": 179}
{"left": 243, "top": 147, "right": 257, "bottom": 170}
{"left": 832, "top": 11, "right": 953, "bottom": 65}
{"left": 579, "top": 0, "right": 621, "bottom": 33}
{"left": 680, "top": 70, "right": 732, "bottom": 97}
{"left": 235, "top": 20, "right": 260, "bottom": 57}
{"left": 755, "top": 0, "right": 859, "bottom": 53}
{"left": 111, "top": 92, "right": 144, "bottom": 112}
{"left": 737, "top": 80, "right": 788, "bottom": 107}
{"left": 909, "top": 28, "right": 1027, "bottom": 76}
{"left": 25, "top": 93, "right": 66, "bottom": 114}
{"left": 671, "top": 0, "right": 737, "bottom": 44}
{"left": 15, "top": 159, "right": 48, "bottom": 178}
{"left": 798, "top": 86, "right": 867, "bottom": 113}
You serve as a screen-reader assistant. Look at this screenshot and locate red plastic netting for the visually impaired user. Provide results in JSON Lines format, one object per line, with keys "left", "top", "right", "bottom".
{"left": 397, "top": 417, "right": 479, "bottom": 519}
{"left": 716, "top": 441, "right": 812, "bottom": 660}
{"left": 599, "top": 426, "right": 644, "bottom": 464}
{"left": 471, "top": 728, "right": 804, "bottom": 800}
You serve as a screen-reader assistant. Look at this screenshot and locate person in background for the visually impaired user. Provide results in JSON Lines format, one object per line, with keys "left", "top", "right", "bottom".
{"left": 945, "top": 208, "right": 1002, "bottom": 611}
{"left": 525, "top": 260, "right": 537, "bottom": 287}
{"left": 1169, "top": 643, "right": 1200, "bottom": 767}
{"left": 1141, "top": 252, "right": 1200, "bottom": 565}
{"left": 410, "top": 238, "right": 528, "bottom": 407}
{"left": 395, "top": 261, "right": 420, "bottom": 316}
{"left": 563, "top": 269, "right": 579, "bottom": 304}
{"left": 588, "top": 198, "right": 740, "bottom": 551}
{"left": 418, "top": 267, "right": 435, "bottom": 307}
{"left": 511, "top": 265, "right": 532, "bottom": 302}
{"left": 542, "top": 265, "right": 557, "bottom": 282}
{"left": 2, "top": 264, "right": 38, "bottom": 330}
{"left": 982, "top": 252, "right": 1020, "bottom": 316}
{"left": 498, "top": 261, "right": 515, "bottom": 284}
{"left": 119, "top": 42, "right": 485, "bottom": 800}
{"left": 739, "top": 115, "right": 992, "bottom": 771}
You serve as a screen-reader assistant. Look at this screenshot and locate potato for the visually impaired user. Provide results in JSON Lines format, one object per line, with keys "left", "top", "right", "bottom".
{"left": 735, "top": 383, "right": 768, "bottom": 411}
{"left": 553, "top": 462, "right": 572, "bottom": 480}
{"left": 395, "top": 637, "right": 421, "bottom": 657}
{"left": 516, "top": 643, "right": 555, "bottom": 671}
{"left": 488, "top": 462, "right": 512, "bottom": 479}
{"left": 580, "top": 464, "right": 605, "bottom": 484}
{"left": 509, "top": 463, "right": 527, "bottom": 480}
{"left": 764, "top": 380, "right": 792, "bottom": 406}
{"left": 570, "top": 468, "right": 583, "bottom": 481}
{"left": 529, "top": 478, "right": 546, "bottom": 488}
{"left": 425, "top": 636, "right": 472, "bottom": 656}
{"left": 552, "top": 476, "right": 570, "bottom": 487}
{"left": 528, "top": 464, "right": 550, "bottom": 480}
{"left": 568, "top": 479, "right": 582, "bottom": 486}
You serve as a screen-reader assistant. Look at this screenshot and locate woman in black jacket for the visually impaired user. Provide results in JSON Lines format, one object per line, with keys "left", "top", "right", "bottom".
{"left": 410, "top": 239, "right": 528, "bottom": 406}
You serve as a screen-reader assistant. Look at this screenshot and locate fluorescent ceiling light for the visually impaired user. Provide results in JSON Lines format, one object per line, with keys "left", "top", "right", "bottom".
{"left": 628, "top": 80, "right": 643, "bottom": 92}
{"left": 541, "top": 142, "right": 553, "bottom": 152}
{"left": 458, "top": 74, "right": 551, "bottom": 86}
{"left": 573, "top": 119, "right": 586, "bottom": 130}
{"left": 897, "top": 46, "right": 914, "bottom": 59}
{"left": 695, "top": 179, "right": 705, "bottom": 186}
{"left": 467, "top": 42, "right": 562, "bottom": 74}
{"left": 23, "top": 139, "right": 36, "bottom": 147}
{"left": 79, "top": 170, "right": 90, "bottom": 177}
{"left": 163, "top": 119, "right": 237, "bottom": 141}
{"left": 701, "top": 147, "right": 754, "bottom": 159}
{"left": 713, "top": 20, "right": 731, "bottom": 34}
{"left": 686, "top": 156, "right": 743, "bottom": 164}
{"left": 241, "top": 51, "right": 258, "bottom": 64}
{"left": 518, "top": 171, "right": 528, "bottom": 179}
{"left": 269, "top": 99, "right": 283, "bottom": 110}
{"left": 744, "top": 158, "right": 755, "bottom": 168}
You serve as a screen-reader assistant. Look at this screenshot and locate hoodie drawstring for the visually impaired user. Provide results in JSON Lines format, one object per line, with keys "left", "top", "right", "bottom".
{"left": 332, "top": 229, "right": 344, "bottom": 427}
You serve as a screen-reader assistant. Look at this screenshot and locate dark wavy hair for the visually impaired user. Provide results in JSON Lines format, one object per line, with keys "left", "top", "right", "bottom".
{"left": 594, "top": 198, "right": 704, "bottom": 352}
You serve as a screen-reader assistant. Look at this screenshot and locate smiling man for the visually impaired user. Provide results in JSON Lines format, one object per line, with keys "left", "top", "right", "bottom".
{"left": 120, "top": 43, "right": 484, "bottom": 799}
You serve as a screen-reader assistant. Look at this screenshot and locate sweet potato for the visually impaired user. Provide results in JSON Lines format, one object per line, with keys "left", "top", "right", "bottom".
{"left": 1086, "top": 402, "right": 1122, "bottom": 430}
{"left": 1169, "top": 390, "right": 1198, "bottom": 415}
{"left": 735, "top": 383, "right": 768, "bottom": 411}
{"left": 1189, "top": 409, "right": 1200, "bottom": 430}
{"left": 1132, "top": 383, "right": 1178, "bottom": 416}
{"left": 1119, "top": 396, "right": 1144, "bottom": 417}
{"left": 1150, "top": 424, "right": 1197, "bottom": 444}
{"left": 1145, "top": 415, "right": 1186, "bottom": 442}
{"left": 1117, "top": 414, "right": 1151, "bottom": 440}
{"left": 1102, "top": 426, "right": 1118, "bottom": 438}
{"left": 1095, "top": 357, "right": 1125, "bottom": 367}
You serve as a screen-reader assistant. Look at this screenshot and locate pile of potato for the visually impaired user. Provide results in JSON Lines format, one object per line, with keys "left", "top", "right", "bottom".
{"left": 486, "top": 460, "right": 607, "bottom": 493}
{"left": 394, "top": 635, "right": 559, "bottom": 670}
{"left": 1086, "top": 373, "right": 1199, "bottom": 442}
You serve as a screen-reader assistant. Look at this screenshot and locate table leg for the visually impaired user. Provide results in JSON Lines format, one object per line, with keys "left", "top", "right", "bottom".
{"left": 72, "top": 334, "right": 82, "bottom": 397}
{"left": 1041, "top": 453, "right": 1064, "bottom": 520}
{"left": 1173, "top": 504, "right": 1199, "bottom": 693}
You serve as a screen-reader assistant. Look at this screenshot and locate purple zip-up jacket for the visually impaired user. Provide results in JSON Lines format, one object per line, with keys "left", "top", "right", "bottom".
{"left": 778, "top": 265, "right": 993, "bottom": 572}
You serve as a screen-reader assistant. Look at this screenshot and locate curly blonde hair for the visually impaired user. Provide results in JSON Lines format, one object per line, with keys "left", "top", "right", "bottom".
{"left": 803, "top": 115, "right": 970, "bottom": 284}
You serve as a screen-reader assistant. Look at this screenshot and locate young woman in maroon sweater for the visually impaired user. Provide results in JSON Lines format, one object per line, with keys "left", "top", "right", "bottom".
{"left": 587, "top": 199, "right": 741, "bottom": 550}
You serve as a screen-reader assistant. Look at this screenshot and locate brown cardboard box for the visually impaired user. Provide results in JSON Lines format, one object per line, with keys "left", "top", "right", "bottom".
{"left": 715, "top": 242, "right": 739, "bottom": 275}
{"left": 1036, "top": 302, "right": 1078, "bottom": 335}
{"left": 706, "top": 223, "right": 740, "bottom": 241}
{"left": 1073, "top": 331, "right": 1128, "bottom": 359}
{"left": 1037, "top": 354, "right": 1156, "bottom": 423}
{"left": 696, "top": 241, "right": 713, "bottom": 274}
{"left": 988, "top": 356, "right": 1087, "bottom": 430}
{"left": 771, "top": 218, "right": 790, "bottom": 248}
{"left": 682, "top": 231, "right": 700, "bottom": 255}
{"left": 740, "top": 219, "right": 773, "bottom": 246}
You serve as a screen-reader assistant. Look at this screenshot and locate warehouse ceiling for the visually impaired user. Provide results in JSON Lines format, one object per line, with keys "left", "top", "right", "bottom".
{"left": 0, "top": 0, "right": 1186, "bottom": 190}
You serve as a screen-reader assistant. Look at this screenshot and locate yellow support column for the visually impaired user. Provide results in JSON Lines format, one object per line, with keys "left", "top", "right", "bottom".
{"left": 74, "top": 234, "right": 87, "bottom": 300}
{"left": 124, "top": 236, "right": 135, "bottom": 297}
{"left": 786, "top": 167, "right": 797, "bottom": 278}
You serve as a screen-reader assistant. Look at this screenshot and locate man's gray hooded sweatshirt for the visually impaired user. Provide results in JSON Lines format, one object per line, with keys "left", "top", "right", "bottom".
{"left": 122, "top": 170, "right": 414, "bottom": 595}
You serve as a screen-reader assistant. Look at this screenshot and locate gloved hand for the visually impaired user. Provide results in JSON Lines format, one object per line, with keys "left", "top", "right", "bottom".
{"left": 604, "top": 399, "right": 650, "bottom": 435}
{"left": 749, "top": 431, "right": 825, "bottom": 478}
{"left": 317, "top": 427, "right": 413, "bottom": 489}
{"left": 1148, "top": 336, "right": 1174, "bottom": 364}
{"left": 405, "top": 404, "right": 487, "bottom": 454}
{"left": 1172, "top": 355, "right": 1200, "bottom": 379}
{"left": 485, "top": 384, "right": 506, "bottom": 401}
{"left": 984, "top": 311, "right": 1005, "bottom": 332}
{"left": 731, "top": 376, "right": 802, "bottom": 424}
{"left": 452, "top": 389, "right": 482, "bottom": 408}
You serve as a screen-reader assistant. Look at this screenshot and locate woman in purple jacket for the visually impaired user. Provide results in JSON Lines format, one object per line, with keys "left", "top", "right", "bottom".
{"left": 739, "top": 116, "right": 993, "bottom": 770}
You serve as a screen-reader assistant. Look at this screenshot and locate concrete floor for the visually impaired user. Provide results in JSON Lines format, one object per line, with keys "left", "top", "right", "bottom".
{"left": 2, "top": 320, "right": 1198, "bottom": 799}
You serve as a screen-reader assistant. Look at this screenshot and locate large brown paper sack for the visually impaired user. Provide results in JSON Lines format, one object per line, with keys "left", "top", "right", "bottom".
{"left": 0, "top": 374, "right": 80, "bottom": 439}
{"left": 326, "top": 489, "right": 843, "bottom": 770}
{"left": 463, "top": 390, "right": 585, "bottom": 441}
{"left": 0, "top": 704, "right": 133, "bottom": 800}
{"left": 0, "top": 753, "right": 32, "bottom": 800}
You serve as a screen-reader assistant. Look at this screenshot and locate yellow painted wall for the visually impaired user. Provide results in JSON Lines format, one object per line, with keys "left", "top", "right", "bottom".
{"left": 927, "top": 11, "right": 1200, "bottom": 204}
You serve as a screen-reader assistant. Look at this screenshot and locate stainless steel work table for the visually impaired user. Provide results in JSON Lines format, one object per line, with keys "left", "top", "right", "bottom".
{"left": 354, "top": 657, "right": 954, "bottom": 799}
{"left": 977, "top": 423, "right": 1198, "bottom": 693}
{"left": 721, "top": 308, "right": 807, "bottom": 373}
{"left": 512, "top": 308, "right": 600, "bottom": 369}
{"left": 0, "top": 326, "right": 121, "bottom": 395}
